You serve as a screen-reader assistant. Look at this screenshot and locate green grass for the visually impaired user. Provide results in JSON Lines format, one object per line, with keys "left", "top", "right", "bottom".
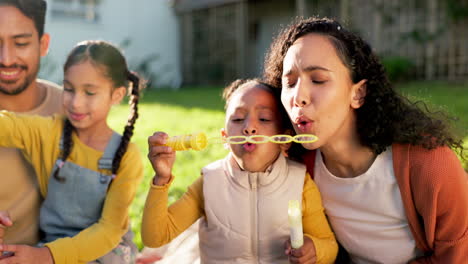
{"left": 108, "top": 81, "right": 467, "bottom": 250}
{"left": 395, "top": 81, "right": 468, "bottom": 167}
{"left": 395, "top": 81, "right": 468, "bottom": 136}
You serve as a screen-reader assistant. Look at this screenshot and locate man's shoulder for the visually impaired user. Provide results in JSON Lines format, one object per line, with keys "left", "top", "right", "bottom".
{"left": 38, "top": 79, "right": 62, "bottom": 93}
{"left": 35, "top": 79, "right": 63, "bottom": 116}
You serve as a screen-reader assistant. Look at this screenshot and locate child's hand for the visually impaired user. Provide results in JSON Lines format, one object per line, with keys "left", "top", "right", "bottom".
{"left": 284, "top": 236, "right": 317, "bottom": 264}
{"left": 0, "top": 211, "right": 12, "bottom": 244}
{"left": 148, "top": 132, "right": 176, "bottom": 185}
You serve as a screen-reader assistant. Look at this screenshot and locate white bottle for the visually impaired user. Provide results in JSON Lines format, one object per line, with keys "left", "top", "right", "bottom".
{"left": 288, "top": 200, "right": 304, "bottom": 249}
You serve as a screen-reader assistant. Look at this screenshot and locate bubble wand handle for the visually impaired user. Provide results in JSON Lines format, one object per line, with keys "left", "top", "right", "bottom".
{"left": 164, "top": 132, "right": 208, "bottom": 151}
{"left": 288, "top": 200, "right": 304, "bottom": 249}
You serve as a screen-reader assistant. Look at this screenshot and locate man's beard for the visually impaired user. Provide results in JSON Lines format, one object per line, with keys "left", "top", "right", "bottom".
{"left": 0, "top": 65, "right": 36, "bottom": 95}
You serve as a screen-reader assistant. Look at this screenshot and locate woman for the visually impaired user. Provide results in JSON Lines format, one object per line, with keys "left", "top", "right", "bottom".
{"left": 263, "top": 17, "right": 467, "bottom": 263}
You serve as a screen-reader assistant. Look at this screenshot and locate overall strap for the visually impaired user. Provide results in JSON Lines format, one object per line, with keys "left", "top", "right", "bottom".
{"left": 302, "top": 150, "right": 317, "bottom": 179}
{"left": 59, "top": 128, "right": 123, "bottom": 168}
{"left": 98, "top": 132, "right": 122, "bottom": 170}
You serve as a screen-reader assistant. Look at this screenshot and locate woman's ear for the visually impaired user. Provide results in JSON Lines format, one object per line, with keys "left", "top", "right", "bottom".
{"left": 111, "top": 86, "right": 127, "bottom": 105}
{"left": 351, "top": 79, "right": 367, "bottom": 109}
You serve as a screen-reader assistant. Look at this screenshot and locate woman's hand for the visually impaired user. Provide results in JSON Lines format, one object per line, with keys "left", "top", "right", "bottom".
{"left": 285, "top": 236, "right": 317, "bottom": 264}
{"left": 147, "top": 131, "right": 176, "bottom": 185}
{"left": 0, "top": 245, "right": 53, "bottom": 264}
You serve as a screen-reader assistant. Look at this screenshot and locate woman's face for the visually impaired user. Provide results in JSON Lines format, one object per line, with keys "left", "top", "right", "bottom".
{"left": 281, "top": 33, "right": 365, "bottom": 150}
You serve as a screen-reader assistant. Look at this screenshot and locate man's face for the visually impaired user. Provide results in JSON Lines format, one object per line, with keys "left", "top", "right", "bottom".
{"left": 0, "top": 5, "right": 49, "bottom": 95}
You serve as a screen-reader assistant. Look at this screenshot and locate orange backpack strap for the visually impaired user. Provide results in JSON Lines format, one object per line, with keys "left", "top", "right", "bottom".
{"left": 302, "top": 150, "right": 317, "bottom": 179}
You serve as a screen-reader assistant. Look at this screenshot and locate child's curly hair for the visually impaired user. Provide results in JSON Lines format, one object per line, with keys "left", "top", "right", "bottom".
{"left": 222, "top": 78, "right": 294, "bottom": 136}
{"left": 264, "top": 17, "right": 465, "bottom": 159}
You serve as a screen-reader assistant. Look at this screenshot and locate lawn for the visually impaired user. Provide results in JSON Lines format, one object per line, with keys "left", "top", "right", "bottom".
{"left": 395, "top": 81, "right": 467, "bottom": 137}
{"left": 108, "top": 81, "right": 467, "bottom": 249}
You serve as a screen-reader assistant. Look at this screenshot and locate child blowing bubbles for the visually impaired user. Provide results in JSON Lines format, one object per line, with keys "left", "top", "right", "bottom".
{"left": 143, "top": 79, "right": 338, "bottom": 263}
{"left": 0, "top": 40, "right": 143, "bottom": 263}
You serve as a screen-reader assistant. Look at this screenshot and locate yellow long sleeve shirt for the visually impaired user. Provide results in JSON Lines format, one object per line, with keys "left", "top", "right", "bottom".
{"left": 142, "top": 171, "right": 338, "bottom": 263}
{"left": 0, "top": 79, "right": 63, "bottom": 245}
{"left": 0, "top": 111, "right": 143, "bottom": 264}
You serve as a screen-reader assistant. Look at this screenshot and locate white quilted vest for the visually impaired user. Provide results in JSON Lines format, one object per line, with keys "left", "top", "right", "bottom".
{"left": 199, "top": 153, "right": 306, "bottom": 264}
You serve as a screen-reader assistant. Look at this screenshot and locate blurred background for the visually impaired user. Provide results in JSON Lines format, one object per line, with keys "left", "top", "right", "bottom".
{"left": 39, "top": 0, "right": 468, "bottom": 249}
{"left": 40, "top": 0, "right": 468, "bottom": 87}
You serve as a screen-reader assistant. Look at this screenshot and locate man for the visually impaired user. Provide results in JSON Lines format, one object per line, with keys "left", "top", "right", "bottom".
{"left": 0, "top": 0, "right": 62, "bottom": 247}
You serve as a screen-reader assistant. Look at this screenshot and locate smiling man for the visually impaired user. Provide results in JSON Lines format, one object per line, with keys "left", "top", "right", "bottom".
{"left": 0, "top": 0, "right": 62, "bottom": 246}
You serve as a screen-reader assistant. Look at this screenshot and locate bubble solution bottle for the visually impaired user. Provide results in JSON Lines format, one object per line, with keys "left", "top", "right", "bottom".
{"left": 288, "top": 199, "right": 304, "bottom": 249}
{"left": 164, "top": 132, "right": 207, "bottom": 151}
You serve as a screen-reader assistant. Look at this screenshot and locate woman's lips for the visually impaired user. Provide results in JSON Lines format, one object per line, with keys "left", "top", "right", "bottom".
{"left": 294, "top": 116, "right": 313, "bottom": 133}
{"left": 296, "top": 122, "right": 312, "bottom": 133}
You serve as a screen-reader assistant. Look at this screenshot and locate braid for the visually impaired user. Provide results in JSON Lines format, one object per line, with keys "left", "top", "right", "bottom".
{"left": 63, "top": 41, "right": 146, "bottom": 175}
{"left": 111, "top": 71, "right": 140, "bottom": 174}
{"left": 53, "top": 119, "right": 74, "bottom": 182}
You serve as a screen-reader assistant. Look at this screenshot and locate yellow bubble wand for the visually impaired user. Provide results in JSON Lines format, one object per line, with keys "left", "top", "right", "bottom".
{"left": 161, "top": 132, "right": 318, "bottom": 151}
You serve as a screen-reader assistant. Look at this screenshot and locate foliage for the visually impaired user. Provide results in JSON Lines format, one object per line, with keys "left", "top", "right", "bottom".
{"left": 399, "top": 27, "right": 444, "bottom": 44}
{"left": 119, "top": 38, "right": 162, "bottom": 88}
{"left": 132, "top": 54, "right": 161, "bottom": 88}
{"left": 446, "top": 0, "right": 468, "bottom": 22}
{"left": 381, "top": 56, "right": 415, "bottom": 82}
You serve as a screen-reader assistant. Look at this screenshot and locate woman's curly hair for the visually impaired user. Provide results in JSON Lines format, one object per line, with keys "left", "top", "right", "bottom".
{"left": 264, "top": 17, "right": 465, "bottom": 158}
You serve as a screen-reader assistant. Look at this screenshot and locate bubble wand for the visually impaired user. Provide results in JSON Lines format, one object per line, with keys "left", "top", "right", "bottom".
{"left": 160, "top": 132, "right": 318, "bottom": 151}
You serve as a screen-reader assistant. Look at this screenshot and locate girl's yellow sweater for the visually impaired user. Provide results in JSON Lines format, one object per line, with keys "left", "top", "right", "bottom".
{"left": 0, "top": 111, "right": 143, "bottom": 264}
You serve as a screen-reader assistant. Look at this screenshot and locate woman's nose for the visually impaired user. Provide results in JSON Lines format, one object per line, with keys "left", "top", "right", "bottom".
{"left": 294, "top": 97, "right": 308, "bottom": 107}
{"left": 293, "top": 80, "right": 310, "bottom": 107}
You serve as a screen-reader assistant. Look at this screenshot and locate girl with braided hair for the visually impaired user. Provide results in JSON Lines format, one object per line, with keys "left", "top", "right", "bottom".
{"left": 263, "top": 17, "right": 467, "bottom": 263}
{"left": 0, "top": 40, "right": 143, "bottom": 264}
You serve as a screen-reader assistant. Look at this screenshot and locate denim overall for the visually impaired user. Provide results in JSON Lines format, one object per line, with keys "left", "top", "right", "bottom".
{"left": 39, "top": 132, "right": 137, "bottom": 263}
